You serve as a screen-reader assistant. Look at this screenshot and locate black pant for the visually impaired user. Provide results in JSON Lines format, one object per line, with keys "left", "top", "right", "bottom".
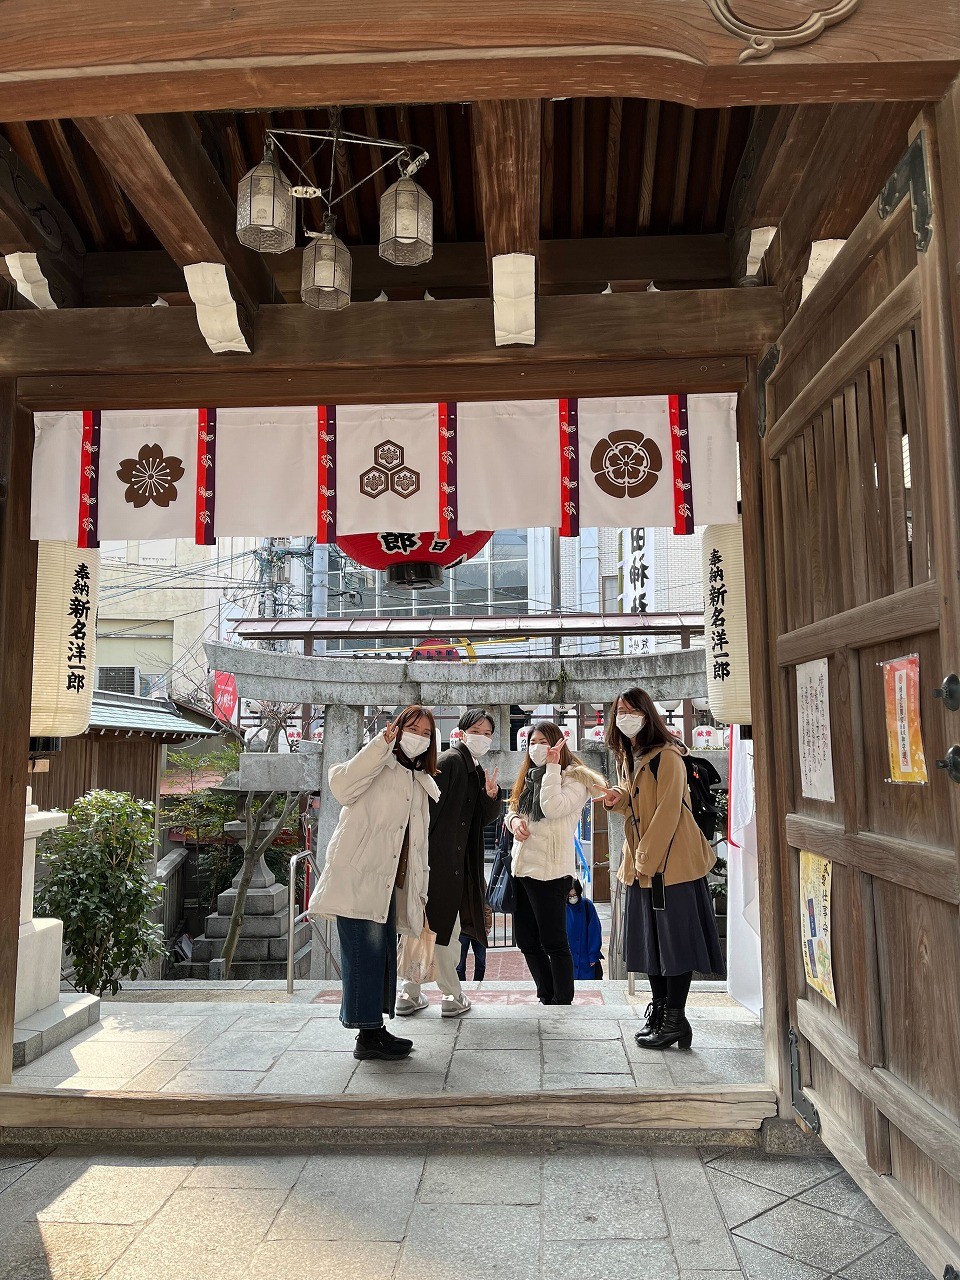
{"left": 514, "top": 875, "right": 575, "bottom": 1005}
{"left": 649, "top": 971, "right": 692, "bottom": 1011}
{"left": 457, "top": 934, "right": 487, "bottom": 982}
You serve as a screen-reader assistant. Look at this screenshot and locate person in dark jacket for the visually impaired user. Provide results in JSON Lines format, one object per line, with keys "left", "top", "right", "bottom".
{"left": 397, "top": 708, "right": 501, "bottom": 1018}
{"left": 566, "top": 879, "right": 604, "bottom": 980}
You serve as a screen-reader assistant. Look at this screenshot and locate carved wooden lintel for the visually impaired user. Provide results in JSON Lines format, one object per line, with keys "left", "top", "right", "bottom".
{"left": 706, "top": 0, "right": 862, "bottom": 62}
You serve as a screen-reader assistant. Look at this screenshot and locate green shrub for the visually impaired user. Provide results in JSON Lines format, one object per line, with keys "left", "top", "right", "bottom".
{"left": 36, "top": 790, "right": 164, "bottom": 996}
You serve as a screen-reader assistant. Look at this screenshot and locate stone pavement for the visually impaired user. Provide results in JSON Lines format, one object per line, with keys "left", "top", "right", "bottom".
{"left": 0, "top": 1143, "right": 933, "bottom": 1279}
{"left": 12, "top": 984, "right": 765, "bottom": 1096}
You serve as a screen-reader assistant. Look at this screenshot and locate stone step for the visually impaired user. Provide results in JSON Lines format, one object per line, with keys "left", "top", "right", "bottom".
{"left": 203, "top": 911, "right": 292, "bottom": 939}
{"left": 191, "top": 921, "right": 310, "bottom": 965}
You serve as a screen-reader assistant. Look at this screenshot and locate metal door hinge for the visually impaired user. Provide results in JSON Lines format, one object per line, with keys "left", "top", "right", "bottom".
{"left": 878, "top": 133, "right": 933, "bottom": 253}
{"left": 788, "top": 1026, "right": 821, "bottom": 1133}
{"left": 757, "top": 344, "right": 781, "bottom": 439}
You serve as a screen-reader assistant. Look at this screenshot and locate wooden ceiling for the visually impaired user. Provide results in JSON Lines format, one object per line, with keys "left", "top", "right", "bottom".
{"left": 0, "top": 99, "right": 751, "bottom": 260}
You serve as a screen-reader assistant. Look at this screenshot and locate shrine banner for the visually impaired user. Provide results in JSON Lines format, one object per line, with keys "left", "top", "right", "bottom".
{"left": 31, "top": 394, "right": 737, "bottom": 544}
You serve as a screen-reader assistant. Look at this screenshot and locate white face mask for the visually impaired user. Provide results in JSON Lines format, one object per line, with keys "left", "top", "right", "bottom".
{"left": 400, "top": 731, "right": 431, "bottom": 760}
{"left": 528, "top": 743, "right": 549, "bottom": 767}
{"left": 616, "top": 713, "right": 646, "bottom": 739}
{"left": 463, "top": 733, "right": 492, "bottom": 758}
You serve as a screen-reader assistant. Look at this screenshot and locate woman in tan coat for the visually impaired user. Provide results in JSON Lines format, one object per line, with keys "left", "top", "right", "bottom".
{"left": 601, "top": 687, "right": 724, "bottom": 1050}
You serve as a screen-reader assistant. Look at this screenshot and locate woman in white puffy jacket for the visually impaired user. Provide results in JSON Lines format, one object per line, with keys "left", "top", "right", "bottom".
{"left": 504, "top": 722, "right": 606, "bottom": 1004}
{"left": 307, "top": 705, "right": 440, "bottom": 1061}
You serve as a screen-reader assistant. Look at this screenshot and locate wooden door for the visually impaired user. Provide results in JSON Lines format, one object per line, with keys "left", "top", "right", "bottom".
{"left": 759, "top": 110, "right": 960, "bottom": 1275}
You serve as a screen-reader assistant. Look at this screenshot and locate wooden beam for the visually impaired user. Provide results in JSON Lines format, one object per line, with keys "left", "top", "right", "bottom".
{"left": 16, "top": 355, "right": 748, "bottom": 411}
{"left": 0, "top": 382, "right": 37, "bottom": 1084}
{"left": 77, "top": 235, "right": 734, "bottom": 307}
{"left": 737, "top": 357, "right": 789, "bottom": 1110}
{"left": 0, "top": 288, "right": 782, "bottom": 377}
{"left": 765, "top": 267, "right": 921, "bottom": 457}
{"left": 776, "top": 580, "right": 939, "bottom": 666}
{"left": 73, "top": 113, "right": 277, "bottom": 315}
{"left": 0, "top": 133, "right": 84, "bottom": 308}
{"left": 472, "top": 98, "right": 541, "bottom": 263}
{"left": 725, "top": 105, "right": 831, "bottom": 280}
{"left": 785, "top": 814, "right": 959, "bottom": 905}
{"left": 0, "top": 1083, "right": 778, "bottom": 1133}
{"left": 0, "top": 1, "right": 955, "bottom": 120}
{"left": 761, "top": 102, "right": 918, "bottom": 311}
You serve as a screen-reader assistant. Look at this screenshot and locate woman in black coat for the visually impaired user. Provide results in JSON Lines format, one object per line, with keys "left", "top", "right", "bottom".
{"left": 397, "top": 708, "right": 501, "bottom": 1018}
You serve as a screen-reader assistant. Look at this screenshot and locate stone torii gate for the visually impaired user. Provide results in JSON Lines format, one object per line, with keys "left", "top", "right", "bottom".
{"left": 205, "top": 641, "right": 707, "bottom": 977}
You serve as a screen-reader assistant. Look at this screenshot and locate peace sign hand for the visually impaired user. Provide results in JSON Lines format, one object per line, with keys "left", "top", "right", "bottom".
{"left": 545, "top": 742, "right": 563, "bottom": 765}
{"left": 485, "top": 766, "right": 500, "bottom": 798}
{"left": 597, "top": 786, "right": 622, "bottom": 810}
{"left": 383, "top": 718, "right": 400, "bottom": 744}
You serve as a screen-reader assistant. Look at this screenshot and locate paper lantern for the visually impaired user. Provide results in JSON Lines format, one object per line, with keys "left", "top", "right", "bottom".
{"left": 30, "top": 541, "right": 100, "bottom": 738}
{"left": 336, "top": 530, "right": 493, "bottom": 589}
{"left": 703, "top": 519, "right": 751, "bottom": 724}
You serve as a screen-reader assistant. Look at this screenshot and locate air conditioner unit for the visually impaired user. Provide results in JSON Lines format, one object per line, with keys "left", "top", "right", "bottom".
{"left": 96, "top": 665, "right": 140, "bottom": 696}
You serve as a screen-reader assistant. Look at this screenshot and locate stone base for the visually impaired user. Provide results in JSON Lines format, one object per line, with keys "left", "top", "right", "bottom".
{"left": 176, "top": 940, "right": 312, "bottom": 983}
{"left": 215, "top": 883, "right": 287, "bottom": 917}
{"left": 13, "top": 992, "right": 101, "bottom": 1069}
{"left": 15, "top": 918, "right": 64, "bottom": 1023}
{"left": 187, "top": 920, "right": 312, "bottom": 974}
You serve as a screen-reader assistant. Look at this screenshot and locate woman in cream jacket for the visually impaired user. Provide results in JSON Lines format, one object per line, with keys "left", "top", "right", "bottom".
{"left": 504, "top": 722, "right": 606, "bottom": 1004}
{"left": 308, "top": 705, "right": 440, "bottom": 1061}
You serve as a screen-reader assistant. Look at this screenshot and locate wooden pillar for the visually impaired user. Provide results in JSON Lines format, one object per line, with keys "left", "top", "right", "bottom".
{"left": 0, "top": 382, "right": 37, "bottom": 1082}
{"left": 737, "top": 359, "right": 790, "bottom": 1111}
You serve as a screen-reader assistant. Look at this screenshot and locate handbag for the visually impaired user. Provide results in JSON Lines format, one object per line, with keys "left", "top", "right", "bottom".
{"left": 397, "top": 926, "right": 437, "bottom": 984}
{"left": 486, "top": 824, "right": 516, "bottom": 914}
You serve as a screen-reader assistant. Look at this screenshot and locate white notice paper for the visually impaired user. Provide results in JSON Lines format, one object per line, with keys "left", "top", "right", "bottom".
{"left": 796, "top": 659, "right": 836, "bottom": 803}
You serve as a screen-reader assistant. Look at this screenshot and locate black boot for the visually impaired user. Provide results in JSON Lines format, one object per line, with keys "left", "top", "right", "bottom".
{"left": 634, "top": 1000, "right": 666, "bottom": 1043}
{"left": 636, "top": 1006, "right": 693, "bottom": 1051}
{"left": 354, "top": 1026, "right": 413, "bottom": 1061}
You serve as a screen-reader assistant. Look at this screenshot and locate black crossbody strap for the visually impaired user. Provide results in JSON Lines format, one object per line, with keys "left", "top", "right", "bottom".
{"left": 625, "top": 747, "right": 684, "bottom": 877}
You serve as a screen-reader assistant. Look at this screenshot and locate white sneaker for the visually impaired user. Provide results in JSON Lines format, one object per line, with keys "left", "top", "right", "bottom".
{"left": 441, "top": 994, "right": 472, "bottom": 1018}
{"left": 396, "top": 992, "right": 429, "bottom": 1016}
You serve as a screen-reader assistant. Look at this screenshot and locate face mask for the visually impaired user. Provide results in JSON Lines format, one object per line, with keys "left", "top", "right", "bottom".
{"left": 616, "top": 713, "right": 646, "bottom": 739}
{"left": 528, "top": 743, "right": 549, "bottom": 767}
{"left": 400, "top": 731, "right": 431, "bottom": 759}
{"left": 464, "top": 733, "right": 492, "bottom": 758}
{"left": 568, "top": 891, "right": 580, "bottom": 905}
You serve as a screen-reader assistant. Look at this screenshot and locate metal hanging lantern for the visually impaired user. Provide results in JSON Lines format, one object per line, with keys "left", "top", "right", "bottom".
{"left": 301, "top": 219, "right": 352, "bottom": 311}
{"left": 236, "top": 144, "right": 296, "bottom": 254}
{"left": 379, "top": 174, "right": 434, "bottom": 266}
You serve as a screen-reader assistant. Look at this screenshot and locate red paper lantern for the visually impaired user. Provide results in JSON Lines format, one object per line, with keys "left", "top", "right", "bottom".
{"left": 336, "top": 530, "right": 493, "bottom": 589}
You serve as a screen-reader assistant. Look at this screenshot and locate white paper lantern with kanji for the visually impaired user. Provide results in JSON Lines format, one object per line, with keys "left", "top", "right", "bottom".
{"left": 30, "top": 542, "right": 100, "bottom": 737}
{"left": 703, "top": 520, "right": 751, "bottom": 725}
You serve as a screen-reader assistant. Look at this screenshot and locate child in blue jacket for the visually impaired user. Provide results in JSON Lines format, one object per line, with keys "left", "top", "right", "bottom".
{"left": 566, "top": 879, "right": 604, "bottom": 980}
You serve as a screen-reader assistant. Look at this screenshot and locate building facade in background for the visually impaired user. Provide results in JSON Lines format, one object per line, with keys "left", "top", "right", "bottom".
{"left": 95, "top": 538, "right": 261, "bottom": 701}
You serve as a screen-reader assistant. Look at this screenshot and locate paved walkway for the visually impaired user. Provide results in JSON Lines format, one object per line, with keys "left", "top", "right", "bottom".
{"left": 13, "top": 984, "right": 764, "bottom": 1096}
{"left": 0, "top": 1143, "right": 932, "bottom": 1278}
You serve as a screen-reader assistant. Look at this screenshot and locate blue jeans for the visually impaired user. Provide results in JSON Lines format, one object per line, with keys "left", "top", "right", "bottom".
{"left": 337, "top": 896, "right": 398, "bottom": 1029}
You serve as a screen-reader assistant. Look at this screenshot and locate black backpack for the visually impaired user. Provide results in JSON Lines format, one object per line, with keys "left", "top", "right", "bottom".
{"left": 650, "top": 750, "right": 722, "bottom": 843}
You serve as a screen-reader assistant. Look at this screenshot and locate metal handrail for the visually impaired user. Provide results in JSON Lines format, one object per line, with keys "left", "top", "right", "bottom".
{"left": 287, "top": 851, "right": 311, "bottom": 995}
{"left": 287, "top": 849, "right": 343, "bottom": 993}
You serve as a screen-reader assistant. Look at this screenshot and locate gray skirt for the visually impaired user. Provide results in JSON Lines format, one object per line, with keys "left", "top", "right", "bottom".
{"left": 623, "top": 877, "right": 725, "bottom": 978}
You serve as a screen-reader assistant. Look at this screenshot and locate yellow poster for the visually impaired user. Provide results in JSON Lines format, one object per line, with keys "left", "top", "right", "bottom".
{"left": 799, "top": 851, "right": 836, "bottom": 1007}
{"left": 882, "top": 654, "right": 928, "bottom": 785}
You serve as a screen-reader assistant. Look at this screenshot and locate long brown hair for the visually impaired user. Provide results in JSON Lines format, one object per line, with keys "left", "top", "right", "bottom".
{"left": 391, "top": 704, "right": 439, "bottom": 775}
{"left": 509, "top": 721, "right": 583, "bottom": 809}
{"left": 605, "top": 687, "right": 675, "bottom": 775}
